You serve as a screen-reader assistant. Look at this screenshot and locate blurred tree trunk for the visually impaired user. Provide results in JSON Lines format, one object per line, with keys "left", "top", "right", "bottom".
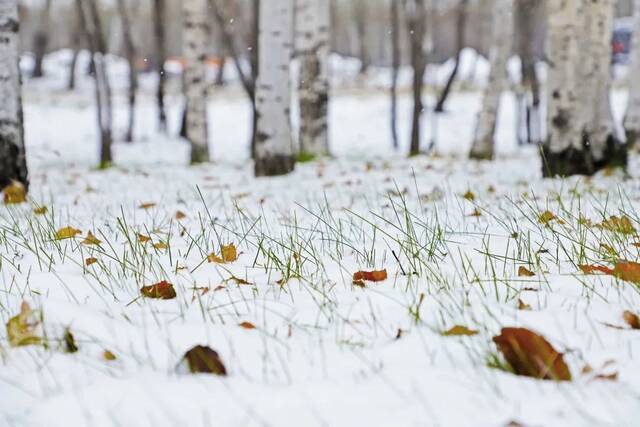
{"left": 624, "top": 0, "right": 640, "bottom": 147}
{"left": 250, "top": 0, "right": 259, "bottom": 158}
{"left": 542, "top": 0, "right": 626, "bottom": 176}
{"left": 354, "top": 0, "right": 369, "bottom": 75}
{"left": 78, "top": 0, "right": 113, "bottom": 168}
{"left": 117, "top": 0, "right": 138, "bottom": 143}
{"left": 255, "top": 0, "right": 295, "bottom": 176}
{"left": 0, "top": 0, "right": 28, "bottom": 190}
{"left": 182, "top": 0, "right": 210, "bottom": 164}
{"left": 390, "top": 0, "right": 401, "bottom": 150}
{"left": 295, "top": 0, "right": 330, "bottom": 157}
{"left": 153, "top": 0, "right": 167, "bottom": 132}
{"left": 406, "top": 0, "right": 428, "bottom": 156}
{"left": 516, "top": 0, "right": 542, "bottom": 145}
{"left": 469, "top": 0, "right": 512, "bottom": 160}
{"left": 31, "top": 0, "right": 52, "bottom": 78}
{"left": 434, "top": 0, "right": 468, "bottom": 113}
{"left": 68, "top": 5, "right": 82, "bottom": 91}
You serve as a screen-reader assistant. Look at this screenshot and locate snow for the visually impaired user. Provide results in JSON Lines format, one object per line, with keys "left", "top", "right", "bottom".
{"left": 1, "top": 51, "right": 640, "bottom": 427}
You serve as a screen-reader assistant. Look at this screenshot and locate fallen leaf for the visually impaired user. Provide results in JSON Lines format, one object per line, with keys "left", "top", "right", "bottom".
{"left": 623, "top": 310, "right": 640, "bottom": 329}
{"left": 352, "top": 279, "right": 366, "bottom": 288}
{"left": 468, "top": 209, "right": 482, "bottom": 217}
{"left": 138, "top": 234, "right": 152, "bottom": 243}
{"left": 208, "top": 244, "right": 238, "bottom": 264}
{"left": 85, "top": 257, "right": 98, "bottom": 266}
{"left": 493, "top": 327, "right": 571, "bottom": 381}
{"left": 140, "top": 281, "right": 177, "bottom": 300}
{"left": 55, "top": 226, "right": 82, "bottom": 240}
{"left": 239, "top": 321, "right": 256, "bottom": 330}
{"left": 153, "top": 242, "right": 168, "bottom": 250}
{"left": 518, "top": 299, "right": 532, "bottom": 310}
{"left": 33, "top": 206, "right": 48, "bottom": 215}
{"left": 518, "top": 266, "right": 535, "bottom": 277}
{"left": 442, "top": 325, "right": 479, "bottom": 336}
{"left": 103, "top": 350, "right": 117, "bottom": 361}
{"left": 175, "top": 211, "right": 187, "bottom": 220}
{"left": 227, "top": 276, "right": 253, "bottom": 286}
{"left": 181, "top": 345, "right": 227, "bottom": 375}
{"left": 3, "top": 181, "right": 26, "bottom": 204}
{"left": 82, "top": 231, "right": 101, "bottom": 246}
{"left": 6, "top": 302, "right": 41, "bottom": 347}
{"left": 612, "top": 261, "right": 640, "bottom": 284}
{"left": 138, "top": 202, "right": 156, "bottom": 210}
{"left": 63, "top": 328, "right": 79, "bottom": 353}
{"left": 463, "top": 190, "right": 475, "bottom": 201}
{"left": 353, "top": 269, "right": 388, "bottom": 282}
{"left": 538, "top": 210, "right": 556, "bottom": 225}
{"left": 598, "top": 215, "right": 636, "bottom": 235}
{"left": 578, "top": 264, "right": 614, "bottom": 275}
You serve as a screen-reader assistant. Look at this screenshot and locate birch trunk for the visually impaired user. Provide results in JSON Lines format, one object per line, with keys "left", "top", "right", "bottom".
{"left": 255, "top": 0, "right": 295, "bottom": 176}
{"left": 469, "top": 0, "right": 512, "bottom": 160}
{"left": 0, "top": 0, "right": 28, "bottom": 190}
{"left": 182, "top": 0, "right": 210, "bottom": 164}
{"left": 295, "top": 0, "right": 330, "bottom": 157}
{"left": 624, "top": 0, "right": 640, "bottom": 146}
{"left": 543, "top": 0, "right": 626, "bottom": 176}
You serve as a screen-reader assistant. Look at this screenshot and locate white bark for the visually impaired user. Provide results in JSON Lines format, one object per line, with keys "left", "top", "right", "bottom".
{"left": 295, "top": 0, "right": 330, "bottom": 157}
{"left": 545, "top": 0, "right": 581, "bottom": 154}
{"left": 580, "top": 0, "right": 616, "bottom": 160}
{"left": 0, "top": 0, "right": 28, "bottom": 188}
{"left": 182, "top": 0, "right": 210, "bottom": 163}
{"left": 255, "top": 0, "right": 295, "bottom": 176}
{"left": 624, "top": 0, "right": 640, "bottom": 144}
{"left": 469, "top": 0, "right": 512, "bottom": 160}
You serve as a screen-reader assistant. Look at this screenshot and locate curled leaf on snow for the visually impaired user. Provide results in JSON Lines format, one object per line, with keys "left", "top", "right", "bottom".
{"left": 578, "top": 264, "right": 614, "bottom": 275}
{"left": 103, "top": 350, "right": 117, "bottom": 361}
{"left": 33, "top": 206, "right": 48, "bottom": 215}
{"left": 153, "top": 242, "right": 168, "bottom": 250}
{"left": 493, "top": 327, "right": 572, "bottom": 381}
{"left": 138, "top": 202, "right": 156, "bottom": 210}
{"left": 517, "top": 266, "right": 535, "bottom": 277}
{"left": 137, "top": 234, "right": 152, "bottom": 243}
{"left": 207, "top": 244, "right": 238, "bottom": 264}
{"left": 82, "top": 231, "right": 101, "bottom": 246}
{"left": 175, "top": 211, "right": 187, "bottom": 220}
{"left": 2, "top": 181, "right": 26, "bottom": 205}
{"left": 181, "top": 345, "right": 227, "bottom": 375}
{"left": 612, "top": 261, "right": 640, "bottom": 284}
{"left": 63, "top": 328, "right": 79, "bottom": 353}
{"left": 623, "top": 310, "right": 640, "bottom": 329}
{"left": 462, "top": 190, "right": 475, "bottom": 201}
{"left": 55, "top": 226, "right": 82, "bottom": 240}
{"left": 6, "top": 302, "right": 42, "bottom": 347}
{"left": 225, "top": 276, "right": 253, "bottom": 286}
{"left": 239, "top": 321, "right": 256, "bottom": 330}
{"left": 140, "top": 281, "right": 177, "bottom": 300}
{"left": 352, "top": 279, "right": 366, "bottom": 288}
{"left": 442, "top": 325, "right": 479, "bottom": 336}
{"left": 597, "top": 215, "right": 636, "bottom": 235}
{"left": 353, "top": 269, "right": 388, "bottom": 282}
{"left": 85, "top": 257, "right": 98, "bottom": 266}
{"left": 518, "top": 299, "right": 532, "bottom": 311}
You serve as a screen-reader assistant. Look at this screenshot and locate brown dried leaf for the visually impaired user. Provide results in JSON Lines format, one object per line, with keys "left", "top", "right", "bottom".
{"left": 182, "top": 345, "right": 227, "bottom": 375}
{"left": 612, "top": 261, "right": 640, "bottom": 284}
{"left": 140, "top": 280, "right": 177, "bottom": 300}
{"left": 493, "top": 327, "right": 572, "bottom": 381}
{"left": 85, "top": 257, "right": 98, "bottom": 266}
{"left": 598, "top": 215, "right": 636, "bottom": 235}
{"left": 623, "top": 310, "right": 640, "bottom": 329}
{"left": 103, "top": 349, "right": 117, "bottom": 361}
{"left": 518, "top": 266, "right": 535, "bottom": 277}
{"left": 138, "top": 202, "right": 156, "bottom": 210}
{"left": 463, "top": 190, "right": 476, "bottom": 201}
{"left": 175, "top": 211, "right": 187, "bottom": 220}
{"left": 153, "top": 242, "right": 168, "bottom": 250}
{"left": 353, "top": 269, "right": 388, "bottom": 282}
{"left": 63, "top": 328, "right": 79, "bottom": 353}
{"left": 138, "top": 234, "right": 152, "bottom": 243}
{"left": 33, "top": 206, "right": 48, "bottom": 215}
{"left": 239, "top": 321, "right": 256, "bottom": 330}
{"left": 6, "top": 302, "right": 41, "bottom": 347}
{"left": 55, "top": 226, "right": 82, "bottom": 240}
{"left": 82, "top": 231, "right": 102, "bottom": 246}
{"left": 578, "top": 264, "right": 614, "bottom": 275}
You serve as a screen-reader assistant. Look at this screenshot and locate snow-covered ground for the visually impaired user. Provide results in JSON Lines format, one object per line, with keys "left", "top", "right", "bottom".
{"left": 1, "top": 52, "right": 640, "bottom": 427}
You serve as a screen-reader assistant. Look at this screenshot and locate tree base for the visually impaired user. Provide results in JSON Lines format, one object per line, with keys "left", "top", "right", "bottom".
{"left": 542, "top": 135, "right": 627, "bottom": 177}
{"left": 191, "top": 145, "right": 209, "bottom": 165}
{"left": 0, "top": 135, "right": 29, "bottom": 191}
{"left": 255, "top": 155, "right": 295, "bottom": 177}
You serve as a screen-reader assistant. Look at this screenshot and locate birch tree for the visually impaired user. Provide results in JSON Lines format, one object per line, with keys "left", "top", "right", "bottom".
{"left": 295, "top": 0, "right": 330, "bottom": 157}
{"left": 469, "top": 0, "right": 512, "bottom": 160}
{"left": 182, "top": 0, "right": 210, "bottom": 164}
{"left": 255, "top": 0, "right": 295, "bottom": 176}
{"left": 542, "top": 0, "right": 626, "bottom": 176}
{"left": 0, "top": 0, "right": 28, "bottom": 190}
{"left": 624, "top": 0, "right": 640, "bottom": 147}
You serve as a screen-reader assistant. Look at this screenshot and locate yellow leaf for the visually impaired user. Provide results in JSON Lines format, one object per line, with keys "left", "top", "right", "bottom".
{"left": 153, "top": 242, "right": 168, "bottom": 250}
{"left": 82, "top": 231, "right": 102, "bottom": 245}
{"left": 463, "top": 190, "right": 475, "bottom": 201}
{"left": 85, "top": 257, "right": 98, "bottom": 266}
{"left": 138, "top": 234, "right": 152, "bottom": 243}
{"left": 598, "top": 215, "right": 636, "bottom": 235}
{"left": 33, "top": 206, "right": 48, "bottom": 215}
{"left": 55, "top": 226, "right": 82, "bottom": 240}
{"left": 442, "top": 325, "right": 479, "bottom": 337}
{"left": 103, "top": 349, "right": 117, "bottom": 361}
{"left": 518, "top": 266, "right": 535, "bottom": 277}
{"left": 538, "top": 211, "right": 556, "bottom": 225}
{"left": 208, "top": 244, "right": 238, "bottom": 264}
{"left": 6, "top": 302, "right": 41, "bottom": 347}
{"left": 3, "top": 181, "right": 26, "bottom": 205}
